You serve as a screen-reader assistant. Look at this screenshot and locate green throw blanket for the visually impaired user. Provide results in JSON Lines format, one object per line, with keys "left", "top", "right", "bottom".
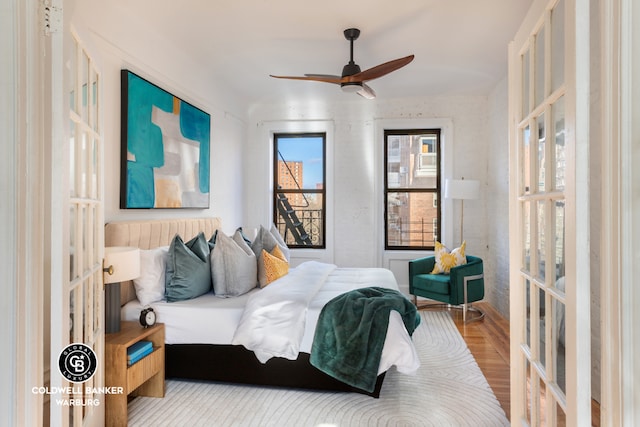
{"left": 309, "top": 287, "right": 421, "bottom": 393}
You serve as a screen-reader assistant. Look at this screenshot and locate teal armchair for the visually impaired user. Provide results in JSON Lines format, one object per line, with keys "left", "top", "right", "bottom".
{"left": 409, "top": 255, "right": 485, "bottom": 322}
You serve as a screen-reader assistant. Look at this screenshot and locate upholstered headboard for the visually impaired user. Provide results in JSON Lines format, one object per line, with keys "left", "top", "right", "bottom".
{"left": 104, "top": 217, "right": 222, "bottom": 306}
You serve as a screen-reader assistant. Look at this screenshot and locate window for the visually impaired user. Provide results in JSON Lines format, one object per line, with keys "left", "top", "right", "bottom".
{"left": 384, "top": 129, "right": 441, "bottom": 250}
{"left": 273, "top": 133, "right": 326, "bottom": 248}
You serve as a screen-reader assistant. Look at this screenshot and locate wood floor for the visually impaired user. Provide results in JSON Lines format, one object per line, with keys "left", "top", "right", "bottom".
{"left": 446, "top": 302, "right": 511, "bottom": 419}
{"left": 434, "top": 301, "right": 601, "bottom": 426}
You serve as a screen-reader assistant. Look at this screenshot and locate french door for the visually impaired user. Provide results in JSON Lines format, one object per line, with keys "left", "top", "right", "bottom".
{"left": 49, "top": 23, "right": 106, "bottom": 426}
{"left": 508, "top": 0, "right": 591, "bottom": 425}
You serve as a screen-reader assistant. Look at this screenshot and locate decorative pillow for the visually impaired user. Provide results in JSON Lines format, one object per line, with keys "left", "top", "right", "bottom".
{"left": 251, "top": 224, "right": 290, "bottom": 287}
{"left": 269, "top": 223, "right": 290, "bottom": 261}
{"left": 430, "top": 241, "right": 467, "bottom": 274}
{"left": 261, "top": 246, "right": 289, "bottom": 287}
{"left": 133, "top": 246, "right": 169, "bottom": 306}
{"left": 210, "top": 229, "right": 257, "bottom": 297}
{"left": 165, "top": 232, "right": 212, "bottom": 302}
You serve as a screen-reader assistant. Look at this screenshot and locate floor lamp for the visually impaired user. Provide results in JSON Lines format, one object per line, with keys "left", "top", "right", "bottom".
{"left": 445, "top": 178, "right": 480, "bottom": 243}
{"left": 103, "top": 246, "right": 140, "bottom": 334}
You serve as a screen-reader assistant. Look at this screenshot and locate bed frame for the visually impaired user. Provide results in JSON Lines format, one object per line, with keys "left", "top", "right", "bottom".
{"left": 104, "top": 217, "right": 385, "bottom": 397}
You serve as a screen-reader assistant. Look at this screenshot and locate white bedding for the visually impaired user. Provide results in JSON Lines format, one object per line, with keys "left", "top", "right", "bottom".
{"left": 122, "top": 261, "right": 420, "bottom": 375}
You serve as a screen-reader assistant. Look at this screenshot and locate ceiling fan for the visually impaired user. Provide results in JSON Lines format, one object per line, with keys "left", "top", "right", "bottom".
{"left": 270, "top": 28, "right": 414, "bottom": 99}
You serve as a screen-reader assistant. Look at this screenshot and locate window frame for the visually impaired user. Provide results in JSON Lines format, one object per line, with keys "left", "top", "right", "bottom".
{"left": 384, "top": 128, "right": 442, "bottom": 251}
{"left": 273, "top": 132, "right": 327, "bottom": 249}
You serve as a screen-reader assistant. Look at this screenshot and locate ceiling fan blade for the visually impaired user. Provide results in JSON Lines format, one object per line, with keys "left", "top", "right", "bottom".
{"left": 357, "top": 83, "right": 376, "bottom": 99}
{"left": 270, "top": 74, "right": 342, "bottom": 84}
{"left": 346, "top": 54, "right": 415, "bottom": 83}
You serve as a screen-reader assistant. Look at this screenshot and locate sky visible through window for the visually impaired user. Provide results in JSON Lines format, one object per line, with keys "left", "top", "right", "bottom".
{"left": 277, "top": 136, "right": 324, "bottom": 189}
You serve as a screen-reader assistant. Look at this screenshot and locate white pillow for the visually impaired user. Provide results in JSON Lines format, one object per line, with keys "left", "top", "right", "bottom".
{"left": 133, "top": 246, "right": 169, "bottom": 306}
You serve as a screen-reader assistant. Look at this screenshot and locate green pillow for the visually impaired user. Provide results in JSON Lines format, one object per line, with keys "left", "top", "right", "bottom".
{"left": 165, "top": 232, "right": 212, "bottom": 302}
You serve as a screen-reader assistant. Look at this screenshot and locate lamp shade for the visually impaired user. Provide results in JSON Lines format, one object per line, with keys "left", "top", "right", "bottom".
{"left": 445, "top": 179, "right": 480, "bottom": 200}
{"left": 103, "top": 246, "right": 140, "bottom": 284}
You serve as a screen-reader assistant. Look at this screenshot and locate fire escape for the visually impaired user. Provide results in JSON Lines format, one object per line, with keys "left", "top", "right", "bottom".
{"left": 276, "top": 151, "right": 312, "bottom": 245}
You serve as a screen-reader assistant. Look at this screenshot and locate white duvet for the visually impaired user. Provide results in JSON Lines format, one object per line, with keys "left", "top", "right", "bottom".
{"left": 232, "top": 261, "right": 420, "bottom": 375}
{"left": 122, "top": 261, "right": 420, "bottom": 375}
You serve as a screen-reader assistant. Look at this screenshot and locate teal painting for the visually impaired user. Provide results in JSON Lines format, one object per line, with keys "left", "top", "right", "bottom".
{"left": 120, "top": 70, "right": 211, "bottom": 208}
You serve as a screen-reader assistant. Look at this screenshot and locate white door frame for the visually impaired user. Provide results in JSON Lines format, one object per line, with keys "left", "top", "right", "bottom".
{"left": 600, "top": 0, "right": 640, "bottom": 425}
{"left": 2, "top": 0, "right": 52, "bottom": 426}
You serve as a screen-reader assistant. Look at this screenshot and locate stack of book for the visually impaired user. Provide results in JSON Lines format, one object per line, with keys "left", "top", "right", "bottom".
{"left": 127, "top": 341, "right": 153, "bottom": 366}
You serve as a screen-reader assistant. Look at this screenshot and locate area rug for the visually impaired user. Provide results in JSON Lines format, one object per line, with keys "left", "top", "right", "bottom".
{"left": 127, "top": 311, "right": 509, "bottom": 426}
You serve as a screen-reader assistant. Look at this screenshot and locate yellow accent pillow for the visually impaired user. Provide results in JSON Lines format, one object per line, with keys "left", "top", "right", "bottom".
{"left": 431, "top": 241, "right": 467, "bottom": 274}
{"left": 261, "top": 246, "right": 289, "bottom": 286}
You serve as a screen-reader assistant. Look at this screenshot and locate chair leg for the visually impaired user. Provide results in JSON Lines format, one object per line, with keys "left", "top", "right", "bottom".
{"left": 463, "top": 273, "right": 485, "bottom": 323}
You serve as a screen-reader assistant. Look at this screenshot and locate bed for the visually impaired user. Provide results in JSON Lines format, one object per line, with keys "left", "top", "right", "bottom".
{"left": 105, "top": 217, "right": 420, "bottom": 397}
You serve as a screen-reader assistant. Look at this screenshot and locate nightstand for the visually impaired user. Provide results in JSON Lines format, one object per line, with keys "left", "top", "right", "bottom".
{"left": 105, "top": 321, "right": 165, "bottom": 427}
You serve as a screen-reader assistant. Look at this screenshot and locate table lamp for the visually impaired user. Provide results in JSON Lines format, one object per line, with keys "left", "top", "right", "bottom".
{"left": 103, "top": 246, "right": 140, "bottom": 334}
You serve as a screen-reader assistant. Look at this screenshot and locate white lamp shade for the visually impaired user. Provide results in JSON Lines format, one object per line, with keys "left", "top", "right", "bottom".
{"left": 445, "top": 179, "right": 480, "bottom": 200}
{"left": 103, "top": 246, "right": 140, "bottom": 284}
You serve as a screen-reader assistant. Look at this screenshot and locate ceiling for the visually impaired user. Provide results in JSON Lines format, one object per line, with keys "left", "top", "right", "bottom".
{"left": 108, "top": 0, "right": 532, "bottom": 106}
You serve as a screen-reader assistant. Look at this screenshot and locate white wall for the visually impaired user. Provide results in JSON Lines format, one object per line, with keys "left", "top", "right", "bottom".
{"left": 70, "top": 1, "right": 246, "bottom": 234}
{"left": 487, "top": 76, "right": 511, "bottom": 319}
{"left": 68, "top": 0, "right": 510, "bottom": 308}
{"left": 245, "top": 95, "right": 492, "bottom": 294}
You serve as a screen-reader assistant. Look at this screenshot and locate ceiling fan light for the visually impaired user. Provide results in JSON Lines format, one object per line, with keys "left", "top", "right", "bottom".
{"left": 341, "top": 83, "right": 362, "bottom": 93}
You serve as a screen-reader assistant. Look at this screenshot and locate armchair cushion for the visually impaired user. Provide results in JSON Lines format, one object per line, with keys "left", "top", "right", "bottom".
{"left": 413, "top": 273, "right": 451, "bottom": 295}
{"left": 431, "top": 241, "right": 466, "bottom": 274}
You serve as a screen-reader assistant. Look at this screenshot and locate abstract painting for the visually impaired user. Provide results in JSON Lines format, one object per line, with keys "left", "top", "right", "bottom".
{"left": 120, "top": 70, "right": 211, "bottom": 208}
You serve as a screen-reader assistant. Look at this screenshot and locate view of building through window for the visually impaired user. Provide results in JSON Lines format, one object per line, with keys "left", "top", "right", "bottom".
{"left": 273, "top": 133, "right": 326, "bottom": 248}
{"left": 385, "top": 129, "right": 441, "bottom": 250}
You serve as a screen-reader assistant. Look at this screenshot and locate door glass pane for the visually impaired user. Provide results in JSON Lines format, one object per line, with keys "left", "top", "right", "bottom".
{"left": 528, "top": 368, "right": 541, "bottom": 426}
{"left": 537, "top": 200, "right": 546, "bottom": 281}
{"left": 525, "top": 358, "right": 532, "bottom": 424}
{"left": 82, "top": 205, "right": 88, "bottom": 270}
{"left": 553, "top": 96, "right": 566, "bottom": 190}
{"left": 91, "top": 67, "right": 99, "bottom": 132}
{"left": 70, "top": 121, "right": 76, "bottom": 197}
{"left": 522, "top": 125, "right": 531, "bottom": 194}
{"left": 69, "top": 42, "right": 78, "bottom": 114}
{"left": 80, "top": 131, "right": 88, "bottom": 198}
{"left": 526, "top": 279, "right": 531, "bottom": 348}
{"left": 93, "top": 270, "right": 101, "bottom": 332}
{"left": 535, "top": 26, "right": 546, "bottom": 106}
{"left": 540, "top": 288, "right": 547, "bottom": 367}
{"left": 553, "top": 297, "right": 567, "bottom": 395}
{"left": 537, "top": 113, "right": 546, "bottom": 192}
{"left": 551, "top": 0, "right": 565, "bottom": 92}
{"left": 522, "top": 49, "right": 530, "bottom": 116}
{"left": 386, "top": 192, "right": 438, "bottom": 248}
{"left": 84, "top": 274, "right": 93, "bottom": 343}
{"left": 70, "top": 205, "right": 77, "bottom": 280}
{"left": 523, "top": 201, "right": 531, "bottom": 271}
{"left": 91, "top": 135, "right": 98, "bottom": 199}
{"left": 554, "top": 200, "right": 566, "bottom": 281}
{"left": 81, "top": 50, "right": 89, "bottom": 122}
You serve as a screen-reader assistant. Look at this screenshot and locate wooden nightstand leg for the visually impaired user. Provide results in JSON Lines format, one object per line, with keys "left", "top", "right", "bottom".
{"left": 105, "top": 393, "right": 128, "bottom": 427}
